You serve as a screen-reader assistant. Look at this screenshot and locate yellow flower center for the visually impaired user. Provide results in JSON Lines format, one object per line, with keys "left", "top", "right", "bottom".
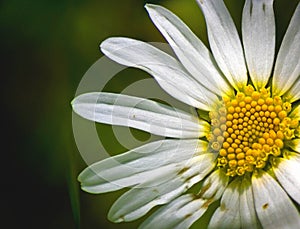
{"left": 208, "top": 85, "right": 299, "bottom": 177}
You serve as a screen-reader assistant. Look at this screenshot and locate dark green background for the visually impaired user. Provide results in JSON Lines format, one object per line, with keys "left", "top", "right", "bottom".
{"left": 1, "top": 0, "right": 298, "bottom": 228}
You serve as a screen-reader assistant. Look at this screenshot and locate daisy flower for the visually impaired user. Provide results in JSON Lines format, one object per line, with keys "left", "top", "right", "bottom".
{"left": 72, "top": 0, "right": 300, "bottom": 228}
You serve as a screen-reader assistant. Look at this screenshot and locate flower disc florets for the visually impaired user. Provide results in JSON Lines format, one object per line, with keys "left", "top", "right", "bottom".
{"left": 208, "top": 85, "right": 299, "bottom": 177}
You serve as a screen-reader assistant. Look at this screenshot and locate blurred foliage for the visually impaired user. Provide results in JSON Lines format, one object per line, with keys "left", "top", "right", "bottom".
{"left": 1, "top": 0, "right": 298, "bottom": 228}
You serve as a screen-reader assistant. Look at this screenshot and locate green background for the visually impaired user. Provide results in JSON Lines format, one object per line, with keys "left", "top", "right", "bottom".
{"left": 1, "top": 0, "right": 298, "bottom": 228}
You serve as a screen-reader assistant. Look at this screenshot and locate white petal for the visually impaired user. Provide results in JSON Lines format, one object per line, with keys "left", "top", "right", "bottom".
{"left": 288, "top": 139, "right": 300, "bottom": 153}
{"left": 289, "top": 104, "right": 300, "bottom": 119}
{"left": 239, "top": 176, "right": 259, "bottom": 229}
{"left": 145, "top": 4, "right": 233, "bottom": 97}
{"left": 273, "top": 154, "right": 300, "bottom": 204}
{"left": 100, "top": 37, "right": 218, "bottom": 110}
{"left": 284, "top": 78, "right": 300, "bottom": 103}
{"left": 197, "top": 0, "right": 248, "bottom": 91}
{"left": 141, "top": 194, "right": 207, "bottom": 229}
{"left": 72, "top": 92, "right": 210, "bottom": 138}
{"left": 272, "top": 3, "right": 300, "bottom": 96}
{"left": 178, "top": 169, "right": 229, "bottom": 228}
{"left": 78, "top": 139, "right": 207, "bottom": 193}
{"left": 252, "top": 170, "right": 300, "bottom": 229}
{"left": 208, "top": 178, "right": 241, "bottom": 229}
{"left": 199, "top": 169, "right": 229, "bottom": 200}
{"left": 140, "top": 169, "right": 229, "bottom": 229}
{"left": 242, "top": 0, "right": 275, "bottom": 89}
{"left": 172, "top": 199, "right": 208, "bottom": 229}
{"left": 108, "top": 153, "right": 217, "bottom": 222}
{"left": 139, "top": 194, "right": 199, "bottom": 229}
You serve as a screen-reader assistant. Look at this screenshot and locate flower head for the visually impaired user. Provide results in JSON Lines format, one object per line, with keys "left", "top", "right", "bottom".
{"left": 72, "top": 0, "right": 300, "bottom": 228}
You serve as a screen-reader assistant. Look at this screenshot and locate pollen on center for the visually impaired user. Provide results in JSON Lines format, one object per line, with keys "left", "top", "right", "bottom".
{"left": 208, "top": 85, "right": 298, "bottom": 177}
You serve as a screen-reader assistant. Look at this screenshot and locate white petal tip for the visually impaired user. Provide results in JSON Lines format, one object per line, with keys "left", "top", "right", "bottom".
{"left": 144, "top": 3, "right": 153, "bottom": 9}
{"left": 108, "top": 213, "right": 125, "bottom": 223}
{"left": 80, "top": 185, "right": 98, "bottom": 194}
